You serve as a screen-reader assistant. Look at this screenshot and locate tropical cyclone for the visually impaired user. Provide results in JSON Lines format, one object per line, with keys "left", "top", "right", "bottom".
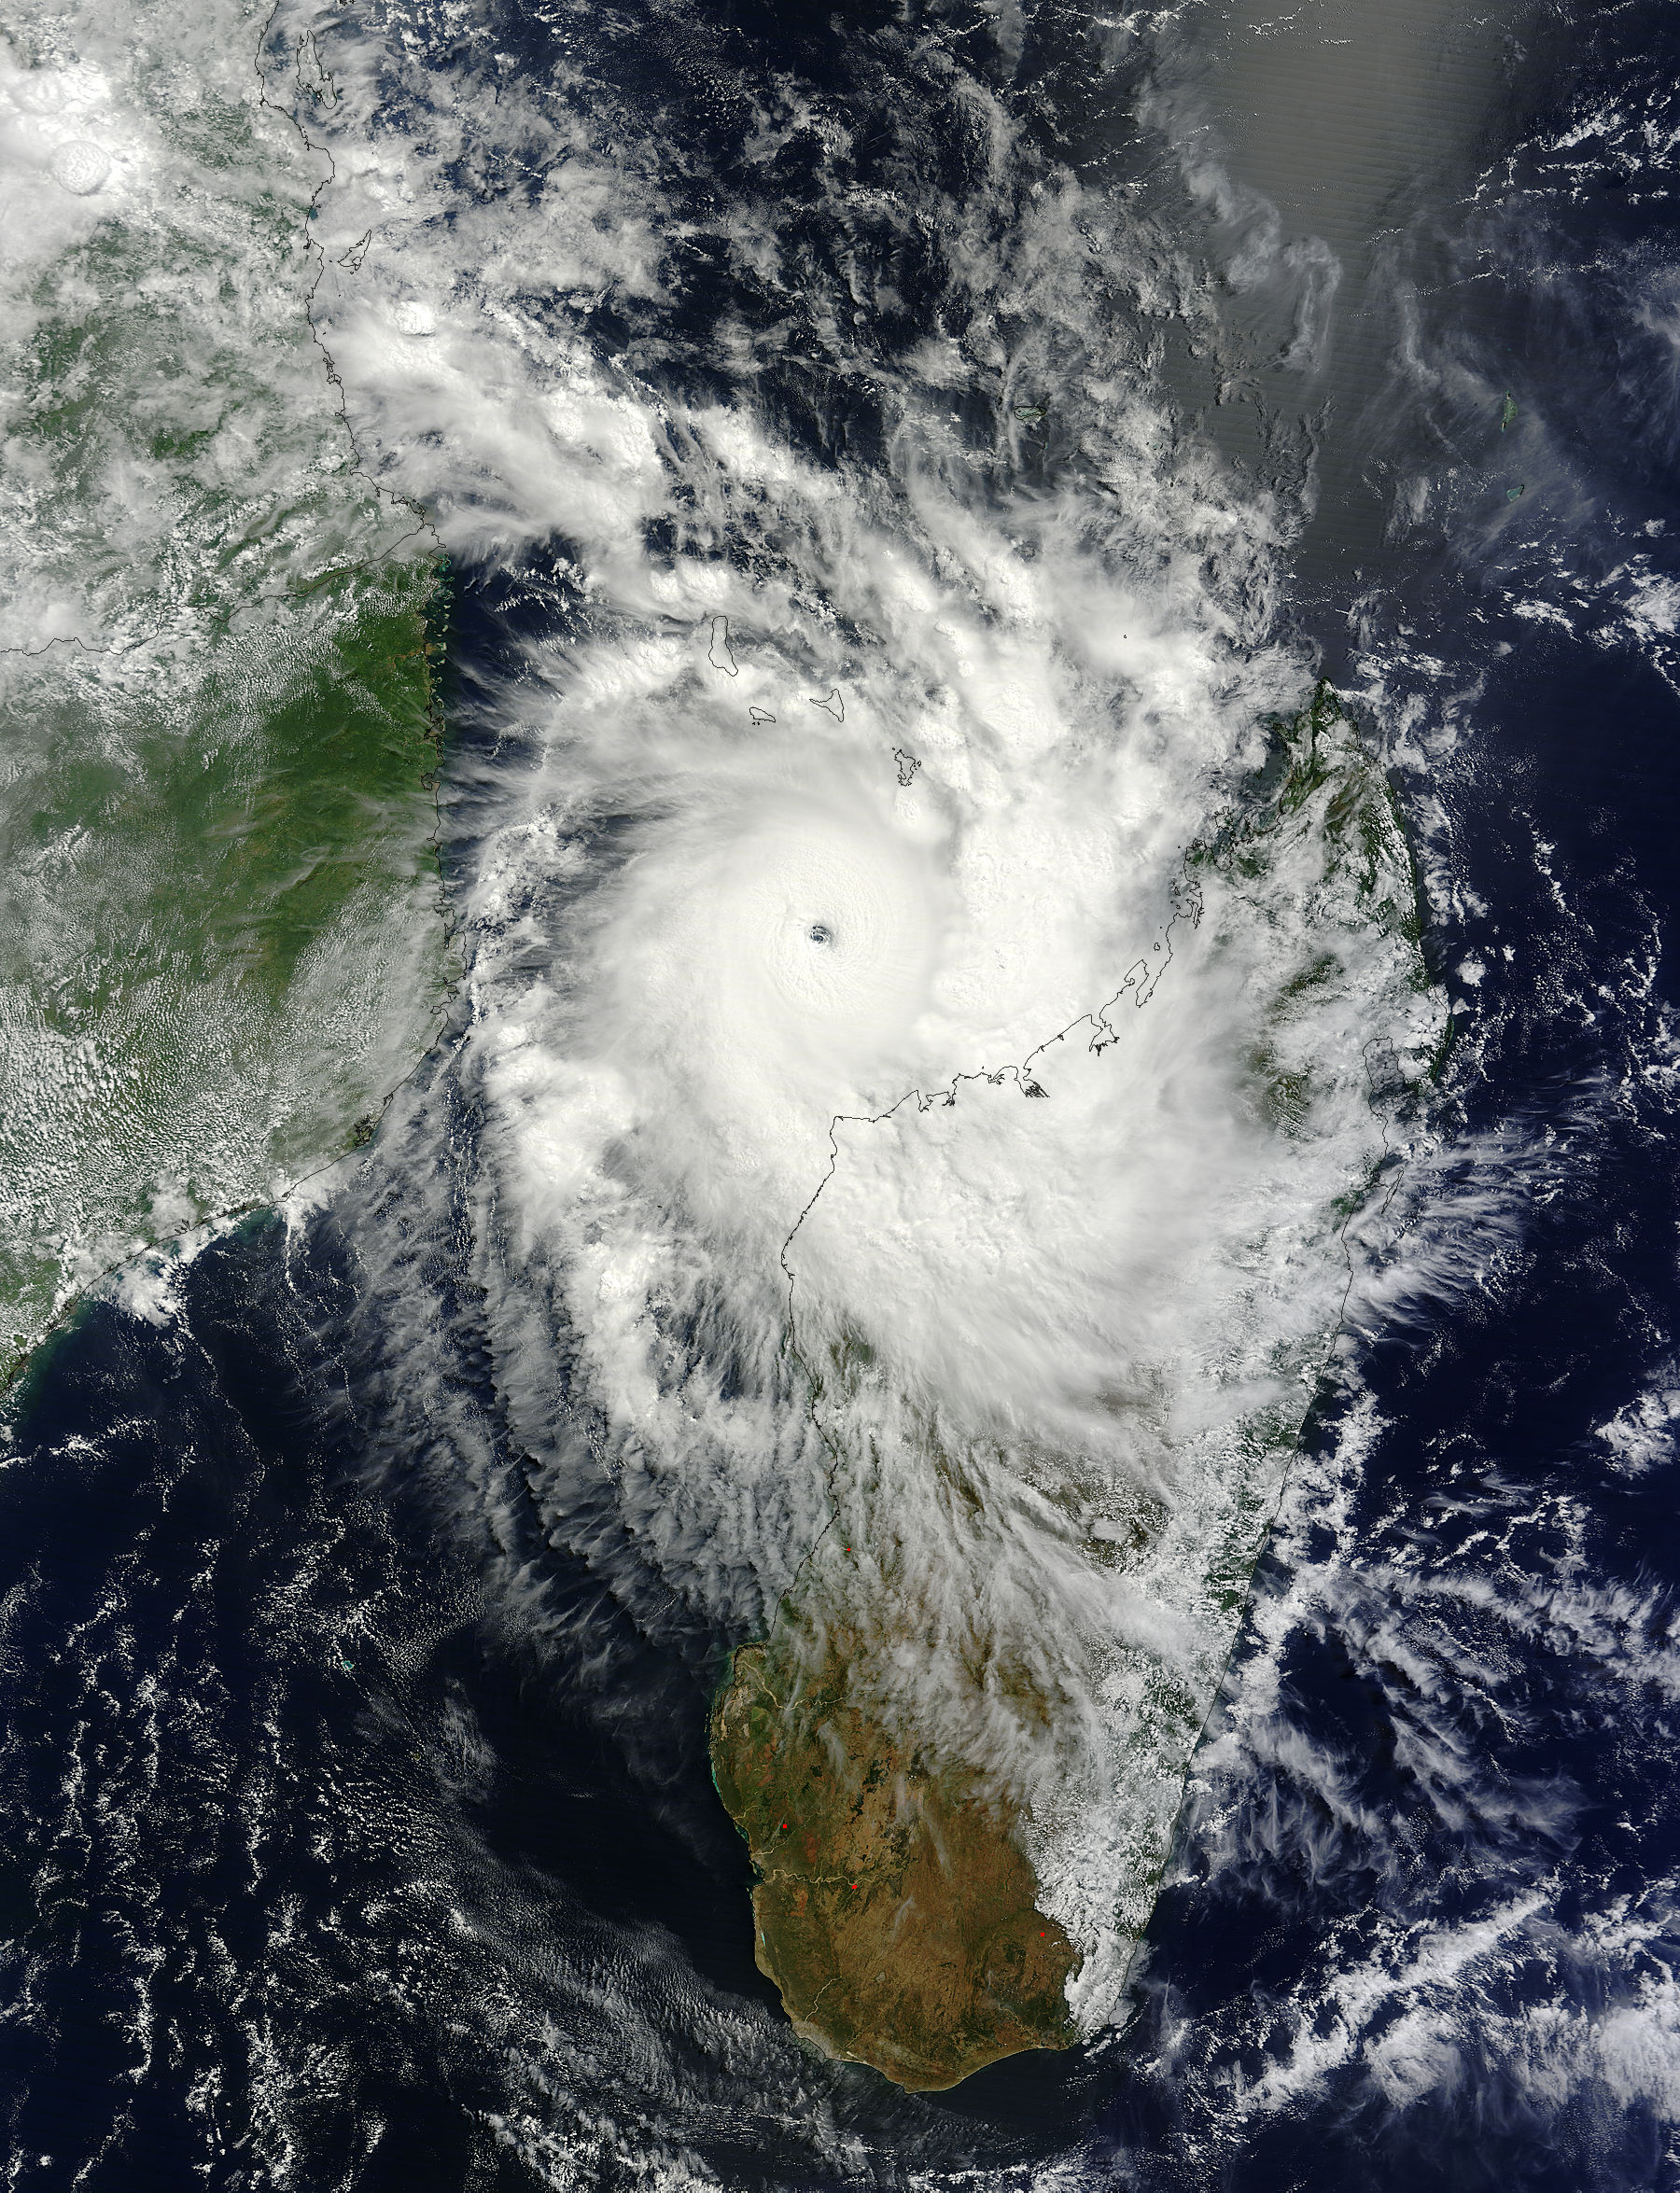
{"left": 708, "top": 689, "right": 1444, "bottom": 2083}
{"left": 291, "top": 0, "right": 1449, "bottom": 2069}
{"left": 461, "top": 574, "right": 1443, "bottom": 2090}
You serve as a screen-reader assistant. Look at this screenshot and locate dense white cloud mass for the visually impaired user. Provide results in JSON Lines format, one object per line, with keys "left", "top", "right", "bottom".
{"left": 258, "top": 0, "right": 1444, "bottom": 2031}
{"left": 12, "top": 6, "right": 1680, "bottom": 2184}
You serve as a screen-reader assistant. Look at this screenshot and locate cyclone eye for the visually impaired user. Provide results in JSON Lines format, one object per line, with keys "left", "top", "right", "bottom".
{"left": 808, "top": 923, "right": 833, "bottom": 945}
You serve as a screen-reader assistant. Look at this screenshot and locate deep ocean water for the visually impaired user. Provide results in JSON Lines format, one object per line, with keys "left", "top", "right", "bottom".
{"left": 6, "top": 0, "right": 1680, "bottom": 2186}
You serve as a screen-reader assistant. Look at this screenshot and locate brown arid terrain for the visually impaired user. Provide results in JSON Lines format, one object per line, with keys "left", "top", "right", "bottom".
{"left": 710, "top": 1638, "right": 1080, "bottom": 2090}
{"left": 707, "top": 687, "right": 1438, "bottom": 2092}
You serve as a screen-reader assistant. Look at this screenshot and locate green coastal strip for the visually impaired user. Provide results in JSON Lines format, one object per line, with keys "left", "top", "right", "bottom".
{"left": 0, "top": 562, "right": 455, "bottom": 1378}
{"left": 0, "top": 13, "right": 458, "bottom": 1377}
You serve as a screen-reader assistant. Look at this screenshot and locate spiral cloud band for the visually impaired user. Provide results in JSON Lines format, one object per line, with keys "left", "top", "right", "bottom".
{"left": 278, "top": 0, "right": 1447, "bottom": 2048}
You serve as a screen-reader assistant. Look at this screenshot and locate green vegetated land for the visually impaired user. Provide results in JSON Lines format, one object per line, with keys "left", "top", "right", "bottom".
{"left": 711, "top": 684, "right": 1442, "bottom": 2090}
{"left": 0, "top": 26, "right": 458, "bottom": 1379}
{"left": 0, "top": 560, "right": 453, "bottom": 1378}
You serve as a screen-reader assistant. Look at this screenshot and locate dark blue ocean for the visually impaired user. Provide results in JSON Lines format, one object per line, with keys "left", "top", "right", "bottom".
{"left": 7, "top": 0, "right": 1680, "bottom": 2185}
